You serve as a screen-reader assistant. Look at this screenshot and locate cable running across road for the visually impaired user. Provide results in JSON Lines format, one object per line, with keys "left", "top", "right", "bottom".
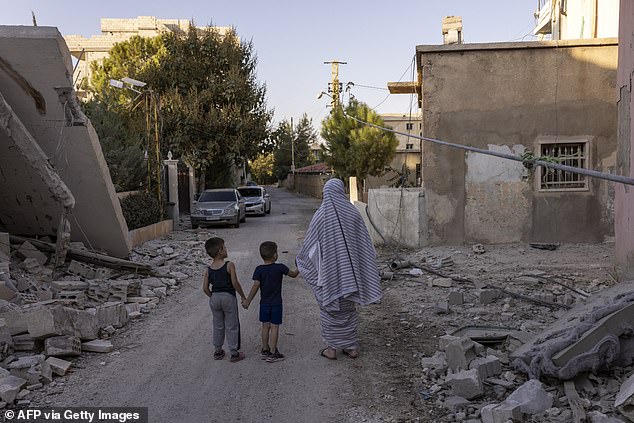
{"left": 342, "top": 112, "right": 634, "bottom": 187}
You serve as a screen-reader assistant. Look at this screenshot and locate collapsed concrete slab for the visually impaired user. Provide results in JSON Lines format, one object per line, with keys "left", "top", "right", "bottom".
{"left": 511, "top": 281, "right": 634, "bottom": 380}
{"left": 0, "top": 25, "right": 130, "bottom": 257}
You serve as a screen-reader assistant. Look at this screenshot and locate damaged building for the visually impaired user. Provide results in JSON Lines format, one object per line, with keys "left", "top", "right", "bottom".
{"left": 0, "top": 26, "right": 131, "bottom": 258}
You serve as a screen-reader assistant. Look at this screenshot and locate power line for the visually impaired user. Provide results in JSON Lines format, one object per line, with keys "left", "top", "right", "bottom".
{"left": 342, "top": 110, "right": 634, "bottom": 187}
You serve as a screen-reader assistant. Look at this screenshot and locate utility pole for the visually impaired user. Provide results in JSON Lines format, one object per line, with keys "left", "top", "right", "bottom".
{"left": 290, "top": 117, "right": 295, "bottom": 174}
{"left": 324, "top": 60, "right": 346, "bottom": 110}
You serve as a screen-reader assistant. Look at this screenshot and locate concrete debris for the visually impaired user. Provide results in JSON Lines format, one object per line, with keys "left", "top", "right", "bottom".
{"left": 445, "top": 337, "right": 481, "bottom": 372}
{"left": 445, "top": 369, "right": 483, "bottom": 399}
{"left": 472, "top": 244, "right": 486, "bottom": 254}
{"left": 505, "top": 379, "right": 553, "bottom": 414}
{"left": 45, "top": 357, "right": 71, "bottom": 376}
{"left": 44, "top": 336, "right": 81, "bottom": 357}
{"left": 0, "top": 375, "right": 27, "bottom": 403}
{"left": 615, "top": 372, "right": 634, "bottom": 421}
{"left": 430, "top": 277, "right": 453, "bottom": 288}
{"left": 81, "top": 339, "right": 113, "bottom": 353}
{"left": 469, "top": 356, "right": 502, "bottom": 380}
{"left": 16, "top": 242, "right": 48, "bottom": 266}
{"left": 67, "top": 260, "right": 97, "bottom": 279}
{"left": 448, "top": 290, "right": 464, "bottom": 305}
{"left": 588, "top": 411, "right": 627, "bottom": 423}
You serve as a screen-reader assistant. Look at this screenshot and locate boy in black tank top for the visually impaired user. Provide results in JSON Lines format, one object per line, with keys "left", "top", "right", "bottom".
{"left": 202, "top": 237, "right": 247, "bottom": 362}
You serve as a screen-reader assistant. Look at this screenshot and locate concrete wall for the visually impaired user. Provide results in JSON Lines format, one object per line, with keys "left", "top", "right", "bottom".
{"left": 128, "top": 219, "right": 173, "bottom": 248}
{"left": 418, "top": 39, "right": 618, "bottom": 245}
{"left": 366, "top": 151, "right": 421, "bottom": 188}
{"left": 615, "top": 0, "right": 634, "bottom": 279}
{"left": 360, "top": 188, "right": 427, "bottom": 248}
{"left": 282, "top": 174, "right": 328, "bottom": 199}
{"left": 0, "top": 26, "right": 131, "bottom": 257}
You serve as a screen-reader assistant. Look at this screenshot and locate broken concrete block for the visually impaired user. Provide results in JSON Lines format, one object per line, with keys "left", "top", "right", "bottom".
{"left": 108, "top": 281, "right": 128, "bottom": 303}
{"left": 469, "top": 355, "right": 502, "bottom": 380}
{"left": 57, "top": 291, "right": 85, "bottom": 307}
{"left": 81, "top": 339, "right": 113, "bottom": 353}
{"left": 16, "top": 242, "right": 48, "bottom": 266}
{"left": 87, "top": 280, "right": 109, "bottom": 302}
{"left": 94, "top": 302, "right": 128, "bottom": 329}
{"left": 0, "top": 282, "right": 16, "bottom": 302}
{"left": 51, "top": 280, "right": 89, "bottom": 291}
{"left": 39, "top": 361, "right": 52, "bottom": 384}
{"left": 443, "top": 395, "right": 471, "bottom": 412}
{"left": 477, "top": 289, "right": 501, "bottom": 305}
{"left": 21, "top": 258, "right": 46, "bottom": 275}
{"left": 431, "top": 277, "right": 453, "bottom": 288}
{"left": 66, "top": 309, "right": 98, "bottom": 340}
{"left": 153, "top": 287, "right": 167, "bottom": 298}
{"left": 506, "top": 379, "right": 553, "bottom": 415}
{"left": 67, "top": 260, "right": 97, "bottom": 279}
{"left": 141, "top": 278, "right": 165, "bottom": 288}
{"left": 127, "top": 297, "right": 151, "bottom": 304}
{"left": 435, "top": 301, "right": 450, "bottom": 314}
{"left": 125, "top": 303, "right": 141, "bottom": 314}
{"left": 421, "top": 351, "right": 448, "bottom": 371}
{"left": 12, "top": 335, "right": 36, "bottom": 351}
{"left": 44, "top": 336, "right": 81, "bottom": 357}
{"left": 169, "top": 271, "right": 188, "bottom": 280}
{"left": 27, "top": 306, "right": 74, "bottom": 339}
{"left": 448, "top": 290, "right": 464, "bottom": 305}
{"left": 446, "top": 337, "right": 478, "bottom": 371}
{"left": 439, "top": 334, "right": 460, "bottom": 351}
{"left": 445, "top": 369, "right": 483, "bottom": 400}
{"left": 588, "top": 410, "right": 627, "bottom": 423}
{"left": 616, "top": 372, "right": 634, "bottom": 421}
{"left": 45, "top": 357, "right": 71, "bottom": 376}
{"left": 481, "top": 401, "right": 523, "bottom": 423}
{"left": 0, "top": 375, "right": 27, "bottom": 403}
{"left": 1, "top": 308, "right": 27, "bottom": 336}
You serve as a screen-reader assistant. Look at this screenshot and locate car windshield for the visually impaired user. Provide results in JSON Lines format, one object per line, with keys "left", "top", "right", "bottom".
{"left": 238, "top": 188, "right": 262, "bottom": 197}
{"left": 199, "top": 191, "right": 236, "bottom": 202}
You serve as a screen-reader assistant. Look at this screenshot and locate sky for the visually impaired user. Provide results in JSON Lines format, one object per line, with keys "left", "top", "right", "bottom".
{"left": 4, "top": 0, "right": 538, "bottom": 130}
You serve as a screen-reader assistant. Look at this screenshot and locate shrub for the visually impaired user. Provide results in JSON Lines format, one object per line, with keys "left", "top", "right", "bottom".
{"left": 120, "top": 192, "right": 163, "bottom": 230}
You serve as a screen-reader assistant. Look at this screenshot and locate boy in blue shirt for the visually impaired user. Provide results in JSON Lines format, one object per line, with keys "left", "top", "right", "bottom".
{"left": 244, "top": 241, "right": 299, "bottom": 362}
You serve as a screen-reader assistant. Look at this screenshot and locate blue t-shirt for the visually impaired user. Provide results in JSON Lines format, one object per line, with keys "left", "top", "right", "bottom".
{"left": 252, "top": 263, "right": 290, "bottom": 305}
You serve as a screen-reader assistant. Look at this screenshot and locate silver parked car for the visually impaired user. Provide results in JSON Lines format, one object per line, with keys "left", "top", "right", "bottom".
{"left": 191, "top": 188, "right": 246, "bottom": 229}
{"left": 238, "top": 186, "right": 271, "bottom": 216}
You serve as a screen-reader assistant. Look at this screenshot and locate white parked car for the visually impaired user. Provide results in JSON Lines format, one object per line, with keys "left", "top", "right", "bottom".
{"left": 237, "top": 186, "right": 271, "bottom": 216}
{"left": 191, "top": 188, "right": 246, "bottom": 229}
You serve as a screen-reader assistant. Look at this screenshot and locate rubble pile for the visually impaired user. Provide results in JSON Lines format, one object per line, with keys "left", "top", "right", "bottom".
{"left": 380, "top": 244, "right": 633, "bottom": 422}
{"left": 0, "top": 232, "right": 201, "bottom": 408}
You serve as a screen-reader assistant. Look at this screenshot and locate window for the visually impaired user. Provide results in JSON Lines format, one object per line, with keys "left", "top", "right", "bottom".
{"left": 538, "top": 141, "right": 588, "bottom": 191}
{"left": 416, "top": 163, "right": 421, "bottom": 182}
{"left": 406, "top": 144, "right": 414, "bottom": 150}
{"left": 406, "top": 123, "right": 413, "bottom": 130}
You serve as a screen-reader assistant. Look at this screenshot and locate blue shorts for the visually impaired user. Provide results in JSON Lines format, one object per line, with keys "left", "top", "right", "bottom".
{"left": 259, "top": 304, "right": 283, "bottom": 325}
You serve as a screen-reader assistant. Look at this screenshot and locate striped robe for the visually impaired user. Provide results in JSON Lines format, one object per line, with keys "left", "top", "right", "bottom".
{"left": 297, "top": 178, "right": 382, "bottom": 349}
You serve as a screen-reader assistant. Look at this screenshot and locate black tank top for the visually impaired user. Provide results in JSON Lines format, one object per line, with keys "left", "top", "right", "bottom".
{"left": 208, "top": 262, "right": 235, "bottom": 296}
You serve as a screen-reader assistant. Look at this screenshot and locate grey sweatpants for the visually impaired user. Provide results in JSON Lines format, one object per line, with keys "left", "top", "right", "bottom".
{"left": 209, "top": 293, "right": 241, "bottom": 355}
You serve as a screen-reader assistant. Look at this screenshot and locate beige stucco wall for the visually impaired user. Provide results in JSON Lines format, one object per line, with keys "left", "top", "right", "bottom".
{"left": 418, "top": 39, "right": 618, "bottom": 245}
{"left": 615, "top": 0, "right": 634, "bottom": 279}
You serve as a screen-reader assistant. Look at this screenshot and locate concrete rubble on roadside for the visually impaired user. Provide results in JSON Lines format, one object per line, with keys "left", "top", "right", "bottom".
{"left": 382, "top": 245, "right": 634, "bottom": 422}
{"left": 0, "top": 232, "right": 203, "bottom": 408}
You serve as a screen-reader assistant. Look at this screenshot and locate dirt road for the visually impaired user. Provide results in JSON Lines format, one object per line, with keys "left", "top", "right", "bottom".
{"left": 46, "top": 188, "right": 358, "bottom": 422}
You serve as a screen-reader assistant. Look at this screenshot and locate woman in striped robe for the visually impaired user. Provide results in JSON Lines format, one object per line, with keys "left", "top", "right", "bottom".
{"left": 296, "top": 178, "right": 382, "bottom": 359}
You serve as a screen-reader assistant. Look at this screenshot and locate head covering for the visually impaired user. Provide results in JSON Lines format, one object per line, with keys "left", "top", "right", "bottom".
{"left": 296, "top": 178, "right": 382, "bottom": 309}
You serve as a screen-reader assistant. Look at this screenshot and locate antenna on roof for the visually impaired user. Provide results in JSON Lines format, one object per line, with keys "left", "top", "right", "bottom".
{"left": 31, "top": 11, "right": 37, "bottom": 27}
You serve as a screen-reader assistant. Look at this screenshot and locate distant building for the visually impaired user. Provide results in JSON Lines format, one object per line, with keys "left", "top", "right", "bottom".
{"left": 64, "top": 16, "right": 230, "bottom": 94}
{"left": 365, "top": 114, "right": 422, "bottom": 189}
{"left": 534, "top": 0, "right": 619, "bottom": 40}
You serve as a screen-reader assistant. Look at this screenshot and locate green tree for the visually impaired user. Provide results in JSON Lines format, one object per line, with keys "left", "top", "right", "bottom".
{"left": 250, "top": 153, "right": 276, "bottom": 185}
{"left": 321, "top": 100, "right": 398, "bottom": 180}
{"left": 88, "top": 25, "right": 272, "bottom": 190}
{"left": 272, "top": 114, "right": 317, "bottom": 180}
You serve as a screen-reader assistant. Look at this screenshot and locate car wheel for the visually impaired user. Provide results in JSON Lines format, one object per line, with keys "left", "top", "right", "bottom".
{"left": 240, "top": 212, "right": 246, "bottom": 223}
{"left": 233, "top": 215, "right": 240, "bottom": 228}
{"left": 266, "top": 204, "right": 271, "bottom": 214}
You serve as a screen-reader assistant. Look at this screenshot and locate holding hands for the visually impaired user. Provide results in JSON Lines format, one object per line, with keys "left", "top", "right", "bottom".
{"left": 241, "top": 297, "right": 250, "bottom": 309}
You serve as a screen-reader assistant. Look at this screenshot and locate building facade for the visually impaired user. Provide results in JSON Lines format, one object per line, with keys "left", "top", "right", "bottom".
{"left": 416, "top": 38, "right": 618, "bottom": 245}
{"left": 365, "top": 114, "right": 422, "bottom": 189}
{"left": 615, "top": 0, "right": 634, "bottom": 279}
{"left": 534, "top": 0, "right": 619, "bottom": 40}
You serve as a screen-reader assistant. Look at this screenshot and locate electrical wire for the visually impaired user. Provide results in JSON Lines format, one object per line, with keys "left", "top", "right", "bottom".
{"left": 371, "top": 55, "right": 416, "bottom": 110}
